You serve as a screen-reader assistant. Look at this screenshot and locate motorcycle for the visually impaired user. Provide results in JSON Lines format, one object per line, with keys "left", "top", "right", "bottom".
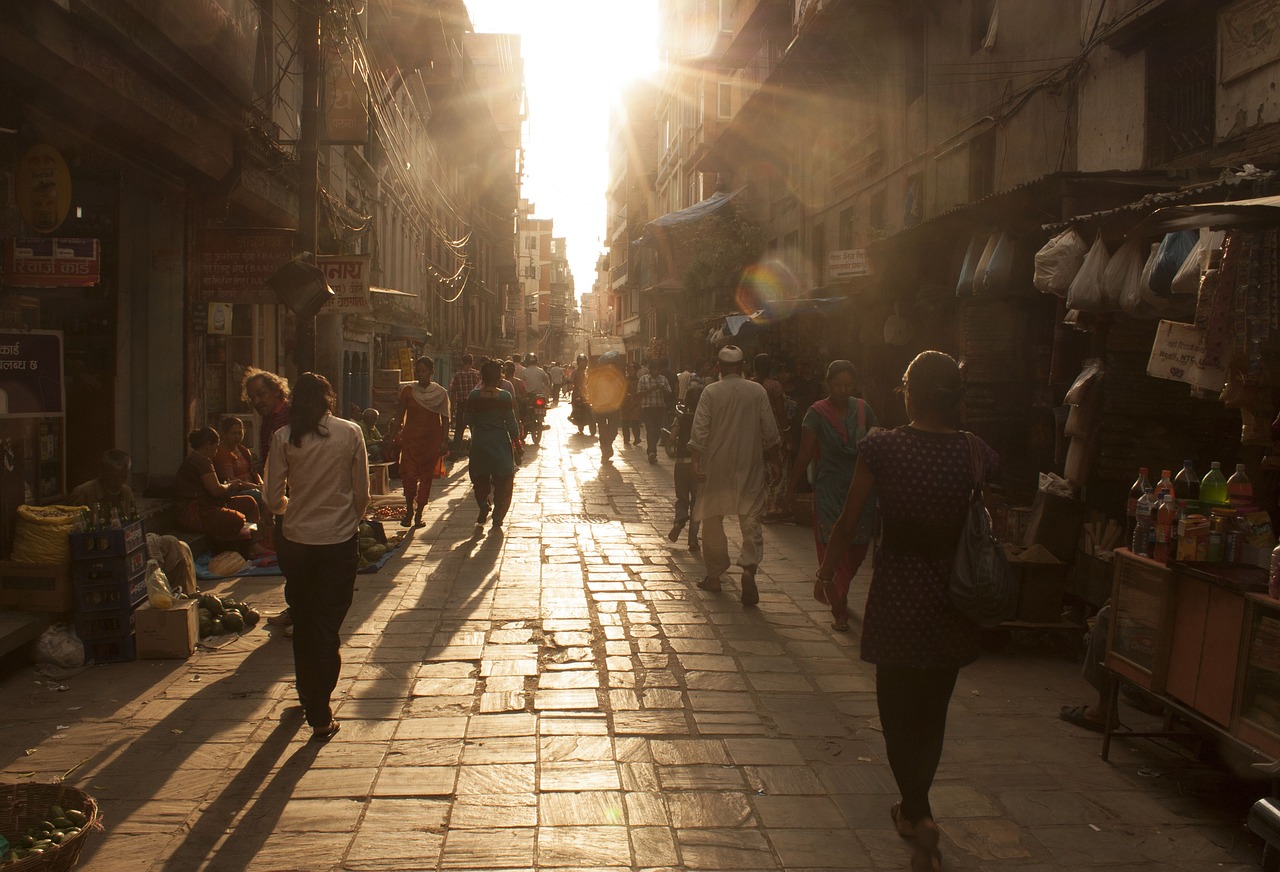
{"left": 529, "top": 394, "right": 548, "bottom": 445}
{"left": 660, "top": 401, "right": 686, "bottom": 459}
{"left": 570, "top": 396, "right": 596, "bottom": 435}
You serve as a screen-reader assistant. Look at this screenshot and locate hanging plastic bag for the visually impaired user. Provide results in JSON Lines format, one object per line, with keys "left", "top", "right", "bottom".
{"left": 1066, "top": 235, "right": 1111, "bottom": 312}
{"left": 1171, "top": 228, "right": 1223, "bottom": 296}
{"left": 1149, "top": 230, "right": 1199, "bottom": 296}
{"left": 146, "top": 559, "right": 175, "bottom": 609}
{"left": 34, "top": 623, "right": 86, "bottom": 669}
{"left": 1033, "top": 228, "right": 1087, "bottom": 296}
{"left": 1101, "top": 238, "right": 1143, "bottom": 311}
{"left": 980, "top": 231, "right": 1015, "bottom": 294}
{"left": 1126, "top": 243, "right": 1160, "bottom": 314}
{"left": 955, "top": 235, "right": 983, "bottom": 298}
{"left": 971, "top": 233, "right": 1000, "bottom": 295}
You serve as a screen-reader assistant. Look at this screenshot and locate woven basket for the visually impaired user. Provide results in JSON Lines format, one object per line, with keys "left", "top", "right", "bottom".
{"left": 0, "top": 783, "right": 100, "bottom": 871}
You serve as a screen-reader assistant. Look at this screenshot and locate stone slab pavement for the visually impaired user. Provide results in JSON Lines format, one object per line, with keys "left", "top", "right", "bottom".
{"left": 0, "top": 404, "right": 1269, "bottom": 870}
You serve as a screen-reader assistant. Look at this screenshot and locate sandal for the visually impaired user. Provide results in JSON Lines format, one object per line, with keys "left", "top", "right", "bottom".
{"left": 1059, "top": 704, "right": 1106, "bottom": 733}
{"left": 911, "top": 818, "right": 942, "bottom": 872}
{"left": 310, "top": 720, "right": 340, "bottom": 743}
{"left": 890, "top": 802, "right": 914, "bottom": 838}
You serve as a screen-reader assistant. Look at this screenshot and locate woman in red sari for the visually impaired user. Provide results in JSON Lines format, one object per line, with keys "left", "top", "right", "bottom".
{"left": 396, "top": 356, "right": 450, "bottom": 528}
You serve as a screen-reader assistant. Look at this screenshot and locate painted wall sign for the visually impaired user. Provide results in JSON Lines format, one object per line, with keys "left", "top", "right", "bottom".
{"left": 3, "top": 239, "right": 100, "bottom": 288}
{"left": 317, "top": 254, "right": 373, "bottom": 316}
{"left": 1221, "top": 0, "right": 1280, "bottom": 83}
{"left": 827, "top": 249, "right": 871, "bottom": 280}
{"left": 0, "top": 330, "right": 65, "bottom": 417}
{"left": 198, "top": 228, "right": 294, "bottom": 304}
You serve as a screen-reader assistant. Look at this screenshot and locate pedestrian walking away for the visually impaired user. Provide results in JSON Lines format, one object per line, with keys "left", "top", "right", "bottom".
{"left": 395, "top": 356, "right": 450, "bottom": 529}
{"left": 817, "top": 350, "right": 998, "bottom": 872}
{"left": 588, "top": 351, "right": 626, "bottom": 464}
{"left": 466, "top": 360, "right": 523, "bottom": 532}
{"left": 264, "top": 372, "right": 370, "bottom": 744}
{"left": 636, "top": 360, "right": 671, "bottom": 463}
{"left": 689, "top": 344, "right": 781, "bottom": 605}
{"left": 669, "top": 382, "right": 705, "bottom": 553}
{"left": 547, "top": 360, "right": 564, "bottom": 405}
{"left": 447, "top": 353, "right": 481, "bottom": 457}
{"left": 621, "top": 362, "right": 642, "bottom": 446}
{"left": 786, "top": 360, "right": 878, "bottom": 632}
{"left": 753, "top": 353, "right": 792, "bottom": 522}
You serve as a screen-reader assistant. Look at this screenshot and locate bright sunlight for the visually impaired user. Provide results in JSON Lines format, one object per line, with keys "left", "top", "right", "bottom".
{"left": 466, "top": 0, "right": 661, "bottom": 299}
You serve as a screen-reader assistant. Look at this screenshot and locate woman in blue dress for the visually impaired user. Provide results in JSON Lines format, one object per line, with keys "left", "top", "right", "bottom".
{"left": 466, "top": 360, "right": 522, "bottom": 532}
{"left": 785, "top": 360, "right": 877, "bottom": 631}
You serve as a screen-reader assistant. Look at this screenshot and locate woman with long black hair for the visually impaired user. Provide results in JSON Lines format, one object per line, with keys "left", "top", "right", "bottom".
{"left": 264, "top": 372, "right": 369, "bottom": 743}
{"left": 817, "top": 351, "right": 997, "bottom": 872}
{"left": 466, "top": 360, "right": 522, "bottom": 532}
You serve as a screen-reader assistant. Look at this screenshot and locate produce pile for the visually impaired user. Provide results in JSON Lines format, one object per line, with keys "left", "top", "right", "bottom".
{"left": 2, "top": 803, "right": 88, "bottom": 863}
{"left": 358, "top": 520, "right": 404, "bottom": 570}
{"left": 368, "top": 505, "right": 405, "bottom": 522}
{"left": 195, "top": 592, "right": 260, "bottom": 638}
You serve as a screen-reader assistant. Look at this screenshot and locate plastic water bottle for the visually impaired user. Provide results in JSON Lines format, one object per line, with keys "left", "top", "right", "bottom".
{"left": 1199, "top": 462, "right": 1229, "bottom": 506}
{"left": 1133, "top": 487, "right": 1155, "bottom": 558}
{"left": 1126, "top": 467, "right": 1152, "bottom": 543}
{"left": 1153, "top": 494, "right": 1177, "bottom": 564}
{"left": 1173, "top": 460, "right": 1199, "bottom": 501}
{"left": 1228, "top": 463, "right": 1253, "bottom": 509}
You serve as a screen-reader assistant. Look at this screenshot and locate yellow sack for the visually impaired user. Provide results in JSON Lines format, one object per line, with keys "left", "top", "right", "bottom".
{"left": 10, "top": 504, "right": 82, "bottom": 564}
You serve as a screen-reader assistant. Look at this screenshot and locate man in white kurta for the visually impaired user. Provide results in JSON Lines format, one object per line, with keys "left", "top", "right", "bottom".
{"left": 689, "top": 345, "right": 781, "bottom": 605}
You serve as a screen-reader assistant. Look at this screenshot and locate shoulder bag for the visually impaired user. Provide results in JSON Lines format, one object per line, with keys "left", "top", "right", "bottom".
{"left": 950, "top": 432, "right": 1016, "bottom": 627}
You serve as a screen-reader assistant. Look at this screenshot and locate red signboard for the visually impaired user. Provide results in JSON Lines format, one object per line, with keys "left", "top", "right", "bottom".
{"left": 198, "top": 228, "right": 294, "bottom": 304}
{"left": 3, "top": 238, "right": 100, "bottom": 288}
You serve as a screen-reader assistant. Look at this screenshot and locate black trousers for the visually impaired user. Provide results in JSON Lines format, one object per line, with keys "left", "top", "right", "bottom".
{"left": 596, "top": 412, "right": 619, "bottom": 461}
{"left": 876, "top": 664, "right": 959, "bottom": 823}
{"left": 278, "top": 533, "right": 358, "bottom": 730}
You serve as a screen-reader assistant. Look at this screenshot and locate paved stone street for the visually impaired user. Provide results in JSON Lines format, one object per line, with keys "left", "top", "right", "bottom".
{"left": 0, "top": 405, "right": 1269, "bottom": 871}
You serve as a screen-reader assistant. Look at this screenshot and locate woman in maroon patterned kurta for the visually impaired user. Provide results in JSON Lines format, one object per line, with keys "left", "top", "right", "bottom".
{"left": 817, "top": 351, "right": 997, "bottom": 872}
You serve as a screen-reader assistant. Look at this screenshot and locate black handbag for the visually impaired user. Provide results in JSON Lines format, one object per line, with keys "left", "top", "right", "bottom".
{"left": 949, "top": 432, "right": 1016, "bottom": 627}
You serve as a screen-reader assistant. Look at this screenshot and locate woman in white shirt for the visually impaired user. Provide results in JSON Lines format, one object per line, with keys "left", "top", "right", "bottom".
{"left": 264, "top": 372, "right": 369, "bottom": 743}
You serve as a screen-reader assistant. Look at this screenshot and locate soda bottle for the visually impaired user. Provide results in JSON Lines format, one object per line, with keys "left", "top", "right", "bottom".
{"left": 1154, "top": 469, "right": 1175, "bottom": 501}
{"left": 1126, "top": 467, "right": 1152, "bottom": 542}
{"left": 1199, "top": 462, "right": 1229, "bottom": 506}
{"left": 1154, "top": 493, "right": 1177, "bottom": 564}
{"left": 1227, "top": 463, "right": 1253, "bottom": 509}
{"left": 1132, "top": 486, "right": 1155, "bottom": 558}
{"left": 1173, "top": 460, "right": 1199, "bottom": 501}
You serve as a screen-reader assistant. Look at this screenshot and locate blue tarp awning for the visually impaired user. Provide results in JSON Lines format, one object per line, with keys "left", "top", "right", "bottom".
{"left": 640, "top": 189, "right": 742, "bottom": 237}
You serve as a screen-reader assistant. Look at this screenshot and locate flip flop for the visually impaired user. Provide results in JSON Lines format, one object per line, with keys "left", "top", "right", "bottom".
{"left": 310, "top": 720, "right": 340, "bottom": 743}
{"left": 911, "top": 819, "right": 942, "bottom": 872}
{"left": 890, "top": 802, "right": 914, "bottom": 838}
{"left": 1059, "top": 704, "right": 1106, "bottom": 733}
{"left": 832, "top": 621, "right": 850, "bottom": 633}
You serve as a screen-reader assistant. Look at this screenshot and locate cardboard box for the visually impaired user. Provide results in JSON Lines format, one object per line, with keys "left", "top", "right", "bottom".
{"left": 0, "top": 560, "right": 73, "bottom": 612}
{"left": 135, "top": 598, "right": 198, "bottom": 659}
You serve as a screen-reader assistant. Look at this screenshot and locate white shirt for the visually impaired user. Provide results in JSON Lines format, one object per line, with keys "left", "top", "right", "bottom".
{"left": 265, "top": 413, "right": 370, "bottom": 545}
{"left": 689, "top": 374, "right": 780, "bottom": 521}
{"left": 521, "top": 365, "right": 550, "bottom": 396}
{"left": 549, "top": 366, "right": 564, "bottom": 385}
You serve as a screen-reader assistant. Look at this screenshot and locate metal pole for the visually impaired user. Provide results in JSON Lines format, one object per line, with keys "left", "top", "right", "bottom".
{"left": 295, "top": 0, "right": 322, "bottom": 374}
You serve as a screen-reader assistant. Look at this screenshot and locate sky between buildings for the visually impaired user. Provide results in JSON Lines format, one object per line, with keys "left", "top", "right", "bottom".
{"left": 466, "top": 0, "right": 660, "bottom": 302}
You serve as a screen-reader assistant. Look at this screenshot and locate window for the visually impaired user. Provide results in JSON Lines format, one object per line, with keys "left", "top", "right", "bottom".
{"left": 526, "top": 236, "right": 537, "bottom": 250}
{"left": 810, "top": 222, "right": 826, "bottom": 279}
{"left": 1145, "top": 8, "right": 1216, "bottom": 166}
{"left": 717, "top": 82, "right": 732, "bottom": 119}
{"left": 838, "top": 206, "right": 857, "bottom": 249}
{"left": 971, "top": 0, "right": 997, "bottom": 54}
{"left": 869, "top": 190, "right": 887, "bottom": 232}
{"left": 969, "top": 129, "right": 996, "bottom": 202}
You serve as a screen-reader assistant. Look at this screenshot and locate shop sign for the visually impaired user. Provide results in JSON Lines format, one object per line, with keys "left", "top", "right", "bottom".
{"left": 317, "top": 254, "right": 372, "bottom": 316}
{"left": 1220, "top": 0, "right": 1280, "bottom": 83}
{"left": 1147, "top": 320, "right": 1228, "bottom": 392}
{"left": 198, "top": 228, "right": 293, "bottom": 304}
{"left": 828, "top": 249, "right": 871, "bottom": 280}
{"left": 0, "top": 330, "right": 65, "bottom": 417}
{"left": 324, "top": 48, "right": 370, "bottom": 145}
{"left": 3, "top": 238, "right": 100, "bottom": 288}
{"left": 15, "top": 146, "right": 72, "bottom": 234}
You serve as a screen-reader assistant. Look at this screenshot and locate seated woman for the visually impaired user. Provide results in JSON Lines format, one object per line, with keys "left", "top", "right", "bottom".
{"left": 177, "top": 427, "right": 270, "bottom": 556}
{"left": 214, "top": 416, "right": 270, "bottom": 547}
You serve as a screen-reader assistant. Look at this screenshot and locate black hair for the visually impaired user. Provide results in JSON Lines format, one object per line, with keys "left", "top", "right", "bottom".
{"left": 415, "top": 356, "right": 434, "bottom": 371}
{"left": 826, "top": 360, "right": 857, "bottom": 382}
{"left": 288, "top": 372, "right": 337, "bottom": 447}
{"left": 102, "top": 449, "right": 132, "bottom": 472}
{"left": 480, "top": 360, "right": 503, "bottom": 386}
{"left": 216, "top": 415, "right": 243, "bottom": 435}
{"left": 188, "top": 427, "right": 218, "bottom": 450}
{"left": 903, "top": 351, "right": 963, "bottom": 423}
{"left": 754, "top": 353, "right": 773, "bottom": 379}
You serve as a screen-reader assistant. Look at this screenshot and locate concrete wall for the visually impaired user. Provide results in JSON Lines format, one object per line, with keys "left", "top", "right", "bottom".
{"left": 1077, "top": 45, "right": 1147, "bottom": 171}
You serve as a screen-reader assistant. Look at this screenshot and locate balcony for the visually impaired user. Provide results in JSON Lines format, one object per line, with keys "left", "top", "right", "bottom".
{"left": 621, "top": 314, "right": 642, "bottom": 338}
{"left": 611, "top": 262, "right": 628, "bottom": 290}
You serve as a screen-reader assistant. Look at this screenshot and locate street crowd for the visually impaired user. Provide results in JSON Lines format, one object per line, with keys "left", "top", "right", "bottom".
{"left": 65, "top": 346, "right": 994, "bottom": 872}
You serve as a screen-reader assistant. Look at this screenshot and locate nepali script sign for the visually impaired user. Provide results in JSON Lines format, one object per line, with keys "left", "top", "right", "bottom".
{"left": 318, "top": 254, "right": 372, "bottom": 316}
{"left": 3, "top": 239, "right": 100, "bottom": 288}
{"left": 828, "top": 249, "right": 870, "bottom": 281}
{"left": 1146, "top": 320, "right": 1228, "bottom": 392}
{"left": 0, "top": 330, "right": 65, "bottom": 417}
{"left": 199, "top": 228, "right": 293, "bottom": 304}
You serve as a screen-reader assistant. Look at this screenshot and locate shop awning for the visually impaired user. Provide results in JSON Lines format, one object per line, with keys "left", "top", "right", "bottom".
{"left": 369, "top": 286, "right": 418, "bottom": 298}
{"left": 642, "top": 189, "right": 740, "bottom": 234}
{"left": 1127, "top": 194, "right": 1280, "bottom": 237}
{"left": 706, "top": 297, "right": 846, "bottom": 345}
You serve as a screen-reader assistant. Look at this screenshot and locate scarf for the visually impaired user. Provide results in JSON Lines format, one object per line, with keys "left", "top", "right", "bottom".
{"left": 411, "top": 381, "right": 450, "bottom": 417}
{"left": 811, "top": 397, "right": 857, "bottom": 444}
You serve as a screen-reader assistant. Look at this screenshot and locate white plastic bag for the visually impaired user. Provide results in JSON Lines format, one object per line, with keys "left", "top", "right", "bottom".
{"left": 1126, "top": 243, "right": 1160, "bottom": 314}
{"left": 1101, "top": 239, "right": 1143, "bottom": 311}
{"left": 1033, "top": 228, "right": 1087, "bottom": 296}
{"left": 1066, "top": 235, "right": 1111, "bottom": 312}
{"left": 146, "top": 559, "right": 174, "bottom": 609}
{"left": 980, "top": 231, "right": 1015, "bottom": 293}
{"left": 971, "top": 233, "right": 1000, "bottom": 294}
{"left": 34, "top": 623, "right": 86, "bottom": 669}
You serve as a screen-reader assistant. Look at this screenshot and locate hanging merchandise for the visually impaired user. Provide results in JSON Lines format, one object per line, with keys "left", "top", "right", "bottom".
{"left": 1100, "top": 238, "right": 1144, "bottom": 312}
{"left": 971, "top": 233, "right": 1000, "bottom": 296}
{"left": 1148, "top": 230, "right": 1200, "bottom": 296}
{"left": 883, "top": 303, "right": 913, "bottom": 346}
{"left": 1127, "top": 243, "right": 1160, "bottom": 315}
{"left": 980, "top": 231, "right": 1015, "bottom": 294}
{"left": 1033, "top": 227, "right": 1088, "bottom": 296}
{"left": 1171, "top": 229, "right": 1225, "bottom": 296}
{"left": 1197, "top": 228, "right": 1280, "bottom": 374}
{"left": 1066, "top": 234, "right": 1111, "bottom": 312}
{"left": 955, "top": 234, "right": 983, "bottom": 298}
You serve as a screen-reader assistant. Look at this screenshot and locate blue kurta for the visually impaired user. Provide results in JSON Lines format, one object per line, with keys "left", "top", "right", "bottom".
{"left": 466, "top": 388, "right": 520, "bottom": 476}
